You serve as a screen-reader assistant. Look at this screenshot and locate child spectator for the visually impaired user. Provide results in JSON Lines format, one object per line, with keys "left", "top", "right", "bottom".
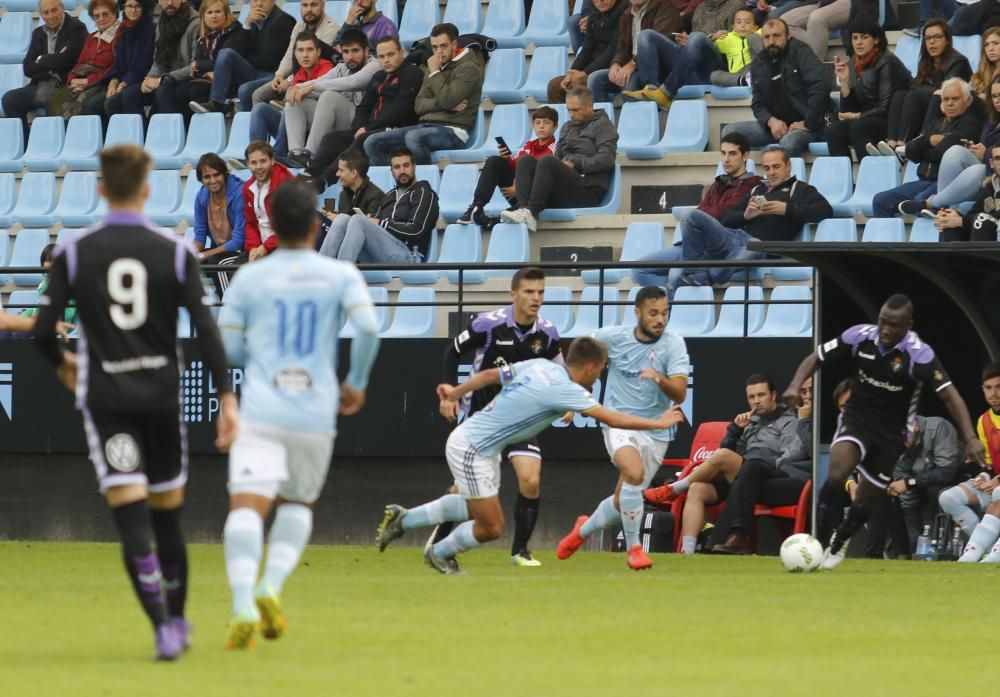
{"left": 710, "top": 7, "right": 762, "bottom": 87}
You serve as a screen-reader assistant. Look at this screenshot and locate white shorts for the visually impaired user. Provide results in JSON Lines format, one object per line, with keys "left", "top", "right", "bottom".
{"left": 447, "top": 429, "right": 502, "bottom": 499}
{"left": 602, "top": 428, "right": 670, "bottom": 488}
{"left": 228, "top": 421, "right": 335, "bottom": 503}
{"left": 957, "top": 478, "right": 1000, "bottom": 510}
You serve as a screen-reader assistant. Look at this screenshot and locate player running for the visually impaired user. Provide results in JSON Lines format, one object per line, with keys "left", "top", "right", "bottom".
{"left": 784, "top": 294, "right": 985, "bottom": 569}
{"left": 33, "top": 144, "right": 239, "bottom": 661}
{"left": 218, "top": 180, "right": 380, "bottom": 649}
{"left": 431, "top": 267, "right": 562, "bottom": 569}
{"left": 376, "top": 336, "right": 684, "bottom": 573}
{"left": 556, "top": 286, "right": 690, "bottom": 570}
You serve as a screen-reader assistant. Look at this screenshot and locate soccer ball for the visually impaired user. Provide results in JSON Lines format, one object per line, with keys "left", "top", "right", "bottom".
{"left": 780, "top": 533, "right": 824, "bottom": 572}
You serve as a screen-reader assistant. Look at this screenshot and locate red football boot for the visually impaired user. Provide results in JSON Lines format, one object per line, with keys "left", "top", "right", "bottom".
{"left": 556, "top": 515, "right": 589, "bottom": 560}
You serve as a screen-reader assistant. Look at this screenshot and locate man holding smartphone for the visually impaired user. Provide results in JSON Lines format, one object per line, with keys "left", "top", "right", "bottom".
{"left": 457, "top": 106, "right": 559, "bottom": 227}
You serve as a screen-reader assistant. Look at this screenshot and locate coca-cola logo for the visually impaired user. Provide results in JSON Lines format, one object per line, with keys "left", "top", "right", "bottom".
{"left": 692, "top": 446, "right": 717, "bottom": 463}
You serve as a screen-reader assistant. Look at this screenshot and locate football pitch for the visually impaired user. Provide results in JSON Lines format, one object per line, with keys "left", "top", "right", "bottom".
{"left": 0, "top": 542, "right": 991, "bottom": 697}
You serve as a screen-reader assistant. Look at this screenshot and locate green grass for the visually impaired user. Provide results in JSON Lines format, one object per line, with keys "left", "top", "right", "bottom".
{"left": 0, "top": 542, "right": 993, "bottom": 697}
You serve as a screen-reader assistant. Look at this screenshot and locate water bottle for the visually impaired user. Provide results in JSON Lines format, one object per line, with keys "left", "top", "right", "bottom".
{"left": 915, "top": 525, "right": 931, "bottom": 560}
{"left": 929, "top": 537, "right": 940, "bottom": 561}
{"left": 410, "top": 245, "right": 424, "bottom": 264}
{"left": 950, "top": 529, "right": 965, "bottom": 559}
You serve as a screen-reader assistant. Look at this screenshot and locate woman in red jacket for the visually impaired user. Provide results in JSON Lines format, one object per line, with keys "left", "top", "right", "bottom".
{"left": 48, "top": 0, "right": 122, "bottom": 119}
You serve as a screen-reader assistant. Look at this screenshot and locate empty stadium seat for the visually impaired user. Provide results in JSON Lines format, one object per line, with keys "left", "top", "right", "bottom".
{"left": 831, "top": 155, "right": 899, "bottom": 217}
{"left": 10, "top": 172, "right": 57, "bottom": 227}
{"left": 55, "top": 228, "right": 84, "bottom": 246}
{"left": 807, "top": 142, "right": 829, "bottom": 156}
{"left": 814, "top": 217, "right": 858, "bottom": 242}
{"left": 541, "top": 285, "right": 574, "bottom": 335}
{"left": 449, "top": 103, "right": 531, "bottom": 162}
{"left": 521, "top": 46, "right": 569, "bottom": 102}
{"left": 0, "top": 121, "right": 23, "bottom": 174}
{"left": 482, "top": 0, "right": 527, "bottom": 47}
{"left": 768, "top": 225, "right": 812, "bottom": 281}
{"left": 895, "top": 35, "right": 919, "bottom": 76}
{"left": 380, "top": 287, "right": 437, "bottom": 338}
{"left": 430, "top": 108, "right": 486, "bottom": 161}
{"left": 790, "top": 157, "right": 806, "bottom": 182}
{"left": 398, "top": 0, "right": 438, "bottom": 46}
{"left": 220, "top": 110, "right": 252, "bottom": 162}
{"left": 581, "top": 222, "right": 665, "bottom": 283}
{"left": 0, "top": 174, "right": 15, "bottom": 227}
{"left": 523, "top": 0, "right": 570, "bottom": 47}
{"left": 539, "top": 163, "right": 622, "bottom": 220}
{"left": 808, "top": 156, "right": 852, "bottom": 206}
{"left": 0, "top": 65, "right": 27, "bottom": 117}
{"left": 709, "top": 85, "right": 751, "bottom": 100}
{"left": 752, "top": 286, "right": 812, "bottom": 338}
{"left": 341, "top": 287, "right": 391, "bottom": 337}
{"left": 902, "top": 160, "right": 919, "bottom": 183}
{"left": 442, "top": 0, "right": 480, "bottom": 34}
{"left": 145, "top": 114, "right": 186, "bottom": 168}
{"left": 462, "top": 222, "right": 529, "bottom": 284}
{"left": 616, "top": 101, "right": 661, "bottom": 152}
{"left": 861, "top": 218, "right": 906, "bottom": 242}
{"left": 0, "top": 13, "right": 33, "bottom": 64}
{"left": 22, "top": 117, "right": 65, "bottom": 171}
{"left": 624, "top": 100, "right": 707, "bottom": 158}
{"left": 59, "top": 115, "right": 103, "bottom": 170}
{"left": 0, "top": 230, "right": 9, "bottom": 268}
{"left": 705, "top": 285, "right": 765, "bottom": 337}
{"left": 104, "top": 113, "right": 145, "bottom": 148}
{"left": 955, "top": 35, "right": 982, "bottom": 73}
{"left": 675, "top": 84, "right": 711, "bottom": 99}
{"left": 620, "top": 286, "right": 641, "bottom": 327}
{"left": 50, "top": 171, "right": 100, "bottom": 227}
{"left": 482, "top": 48, "right": 527, "bottom": 103}
{"left": 6, "top": 289, "right": 39, "bottom": 314}
{"left": 171, "top": 174, "right": 202, "bottom": 227}
{"left": 410, "top": 224, "right": 478, "bottom": 284}
{"left": 563, "top": 286, "right": 619, "bottom": 337}
{"left": 909, "top": 218, "right": 939, "bottom": 242}
{"left": 143, "top": 170, "right": 183, "bottom": 223}
{"left": 177, "top": 306, "right": 193, "bottom": 339}
{"left": 415, "top": 164, "right": 441, "bottom": 190}
{"left": 1, "top": 229, "right": 49, "bottom": 286}
{"left": 157, "top": 112, "right": 227, "bottom": 169}
{"left": 376, "top": 0, "right": 398, "bottom": 26}
{"left": 367, "top": 166, "right": 393, "bottom": 192}
{"left": 437, "top": 164, "right": 478, "bottom": 222}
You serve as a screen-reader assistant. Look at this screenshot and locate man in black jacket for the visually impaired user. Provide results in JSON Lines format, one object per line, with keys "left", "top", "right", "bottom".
{"left": 2, "top": 0, "right": 87, "bottom": 141}
{"left": 667, "top": 146, "right": 832, "bottom": 292}
{"left": 721, "top": 18, "right": 831, "bottom": 155}
{"left": 547, "top": 0, "right": 626, "bottom": 103}
{"left": 190, "top": 0, "right": 295, "bottom": 115}
{"left": 301, "top": 36, "right": 423, "bottom": 192}
{"left": 950, "top": 0, "right": 1000, "bottom": 37}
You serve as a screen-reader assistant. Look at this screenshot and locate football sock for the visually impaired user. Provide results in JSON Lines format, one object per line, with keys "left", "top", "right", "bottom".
{"left": 619, "top": 483, "right": 644, "bottom": 549}
{"left": 816, "top": 480, "right": 845, "bottom": 546}
{"left": 432, "top": 520, "right": 479, "bottom": 559}
{"left": 112, "top": 500, "right": 169, "bottom": 628}
{"left": 402, "top": 494, "right": 469, "bottom": 530}
{"left": 960, "top": 514, "right": 1000, "bottom": 562}
{"left": 982, "top": 541, "right": 1000, "bottom": 563}
{"left": 938, "top": 487, "right": 979, "bottom": 537}
{"left": 580, "top": 495, "right": 620, "bottom": 538}
{"left": 830, "top": 504, "right": 870, "bottom": 554}
{"left": 261, "top": 503, "right": 312, "bottom": 595}
{"left": 681, "top": 536, "right": 697, "bottom": 554}
{"left": 511, "top": 493, "right": 540, "bottom": 555}
{"left": 150, "top": 507, "right": 187, "bottom": 619}
{"left": 671, "top": 478, "right": 691, "bottom": 495}
{"left": 224, "top": 508, "right": 263, "bottom": 615}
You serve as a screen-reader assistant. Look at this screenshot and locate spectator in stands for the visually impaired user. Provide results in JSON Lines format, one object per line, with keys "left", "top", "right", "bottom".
{"left": 243, "top": 140, "right": 296, "bottom": 261}
{"left": 499, "top": 86, "right": 617, "bottom": 232}
{"left": 781, "top": 0, "right": 850, "bottom": 60}
{"left": 334, "top": 0, "right": 398, "bottom": 45}
{"left": 282, "top": 29, "right": 379, "bottom": 167}
{"left": 46, "top": 0, "right": 122, "bottom": 120}
{"left": 873, "top": 19, "right": 972, "bottom": 155}
{"left": 23, "top": 244, "right": 77, "bottom": 326}
{"left": 192, "top": 152, "right": 246, "bottom": 272}
{"left": 188, "top": 0, "right": 295, "bottom": 116}
{"left": 972, "top": 28, "right": 1000, "bottom": 101}
{"left": 319, "top": 146, "right": 439, "bottom": 264}
{"left": 754, "top": 0, "right": 810, "bottom": 21}
{"left": 825, "top": 23, "right": 912, "bottom": 161}
{"left": 666, "top": 146, "right": 831, "bottom": 291}
{"left": 721, "top": 19, "right": 831, "bottom": 155}
{"left": 456, "top": 106, "right": 559, "bottom": 228}
{"left": 569, "top": 0, "right": 595, "bottom": 54}
{"left": 630, "top": 132, "right": 762, "bottom": 289}
{"left": 327, "top": 148, "right": 385, "bottom": 216}
{"left": 248, "top": 0, "right": 339, "bottom": 111}
{"left": 98, "top": 0, "right": 155, "bottom": 123}
{"left": 709, "top": 7, "right": 762, "bottom": 87}
{"left": 364, "top": 23, "right": 485, "bottom": 165}
{"left": 2, "top": 0, "right": 88, "bottom": 141}
{"left": 935, "top": 142, "right": 1000, "bottom": 239}
{"left": 299, "top": 36, "right": 423, "bottom": 193}
{"left": 903, "top": 0, "right": 958, "bottom": 38}
{"left": 104, "top": 0, "right": 199, "bottom": 124}
{"left": 621, "top": 0, "right": 748, "bottom": 109}
{"left": 950, "top": 0, "right": 1000, "bottom": 37}
{"left": 548, "top": 0, "right": 627, "bottom": 103}
{"left": 587, "top": 0, "right": 683, "bottom": 103}
{"left": 872, "top": 78, "right": 982, "bottom": 217}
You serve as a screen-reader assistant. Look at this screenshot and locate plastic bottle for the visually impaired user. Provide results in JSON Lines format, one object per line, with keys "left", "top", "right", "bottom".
{"left": 950, "top": 529, "right": 965, "bottom": 559}
{"left": 915, "top": 525, "right": 931, "bottom": 560}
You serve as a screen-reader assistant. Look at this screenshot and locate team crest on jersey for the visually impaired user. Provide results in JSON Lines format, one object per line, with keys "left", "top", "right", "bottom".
{"left": 890, "top": 357, "right": 903, "bottom": 373}
{"left": 530, "top": 338, "right": 544, "bottom": 355}
{"left": 106, "top": 433, "right": 140, "bottom": 472}
{"left": 934, "top": 370, "right": 944, "bottom": 381}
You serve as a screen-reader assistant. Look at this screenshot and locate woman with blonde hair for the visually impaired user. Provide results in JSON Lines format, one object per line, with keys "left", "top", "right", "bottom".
{"left": 971, "top": 27, "right": 1000, "bottom": 99}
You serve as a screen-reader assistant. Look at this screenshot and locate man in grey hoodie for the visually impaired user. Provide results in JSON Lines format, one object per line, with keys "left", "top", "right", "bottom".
{"left": 500, "top": 86, "right": 618, "bottom": 232}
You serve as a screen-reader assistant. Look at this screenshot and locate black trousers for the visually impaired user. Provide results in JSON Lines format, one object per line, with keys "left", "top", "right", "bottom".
{"left": 825, "top": 116, "right": 888, "bottom": 161}
{"left": 886, "top": 86, "right": 934, "bottom": 142}
{"left": 514, "top": 155, "right": 604, "bottom": 216}
{"left": 1, "top": 83, "right": 43, "bottom": 142}
{"left": 712, "top": 459, "right": 808, "bottom": 542}
{"left": 307, "top": 129, "right": 373, "bottom": 185}
{"left": 472, "top": 156, "right": 516, "bottom": 207}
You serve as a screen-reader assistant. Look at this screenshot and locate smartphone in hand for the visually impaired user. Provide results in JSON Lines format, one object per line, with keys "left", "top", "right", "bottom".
{"left": 752, "top": 195, "right": 768, "bottom": 208}
{"left": 495, "top": 136, "right": 510, "bottom": 154}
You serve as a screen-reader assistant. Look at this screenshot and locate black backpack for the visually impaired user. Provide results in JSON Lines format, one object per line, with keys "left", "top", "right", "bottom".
{"left": 404, "top": 33, "right": 496, "bottom": 67}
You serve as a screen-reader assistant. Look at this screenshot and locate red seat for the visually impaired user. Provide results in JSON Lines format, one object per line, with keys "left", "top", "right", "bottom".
{"left": 753, "top": 479, "right": 812, "bottom": 536}
{"left": 663, "top": 422, "right": 729, "bottom": 552}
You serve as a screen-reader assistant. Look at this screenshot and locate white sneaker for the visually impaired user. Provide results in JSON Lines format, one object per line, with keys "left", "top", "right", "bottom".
{"left": 500, "top": 207, "right": 537, "bottom": 232}
{"left": 820, "top": 536, "right": 848, "bottom": 570}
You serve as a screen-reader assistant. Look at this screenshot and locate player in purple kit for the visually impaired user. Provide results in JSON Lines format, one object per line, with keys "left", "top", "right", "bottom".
{"left": 784, "top": 294, "right": 985, "bottom": 569}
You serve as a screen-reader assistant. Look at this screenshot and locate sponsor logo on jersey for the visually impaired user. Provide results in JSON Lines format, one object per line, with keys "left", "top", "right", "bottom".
{"left": 495, "top": 340, "right": 514, "bottom": 346}
{"left": 106, "top": 433, "right": 140, "bottom": 472}
{"left": 858, "top": 352, "right": 876, "bottom": 360}
{"left": 274, "top": 368, "right": 313, "bottom": 396}
{"left": 890, "top": 356, "right": 903, "bottom": 373}
{"left": 530, "top": 338, "right": 544, "bottom": 355}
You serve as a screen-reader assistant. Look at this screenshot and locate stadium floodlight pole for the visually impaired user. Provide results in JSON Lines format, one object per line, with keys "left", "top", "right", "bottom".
{"left": 810, "top": 267, "right": 822, "bottom": 536}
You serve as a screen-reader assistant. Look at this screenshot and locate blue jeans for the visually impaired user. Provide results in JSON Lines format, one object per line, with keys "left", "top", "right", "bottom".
{"left": 318, "top": 213, "right": 414, "bottom": 263}
{"left": 587, "top": 68, "right": 642, "bottom": 103}
{"left": 568, "top": 0, "right": 593, "bottom": 53}
{"left": 927, "top": 145, "right": 985, "bottom": 208}
{"left": 675, "top": 209, "right": 765, "bottom": 289}
{"left": 210, "top": 48, "right": 271, "bottom": 106}
{"left": 920, "top": 0, "right": 955, "bottom": 23}
{"left": 769, "top": 0, "right": 810, "bottom": 17}
{"left": 662, "top": 32, "right": 726, "bottom": 95}
{"left": 721, "top": 120, "right": 818, "bottom": 156}
{"left": 630, "top": 245, "right": 682, "bottom": 288}
{"left": 872, "top": 178, "right": 937, "bottom": 217}
{"left": 249, "top": 101, "right": 288, "bottom": 156}
{"left": 238, "top": 77, "right": 271, "bottom": 112}
{"left": 634, "top": 29, "right": 682, "bottom": 90}
{"left": 363, "top": 123, "right": 464, "bottom": 165}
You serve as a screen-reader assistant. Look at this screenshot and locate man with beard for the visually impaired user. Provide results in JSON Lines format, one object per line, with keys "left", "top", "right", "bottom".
{"left": 191, "top": 153, "right": 246, "bottom": 295}
{"left": 333, "top": 0, "right": 398, "bottom": 45}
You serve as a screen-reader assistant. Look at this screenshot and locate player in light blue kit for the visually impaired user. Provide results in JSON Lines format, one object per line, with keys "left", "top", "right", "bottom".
{"left": 557, "top": 286, "right": 690, "bottom": 570}
{"left": 217, "top": 181, "right": 380, "bottom": 649}
{"left": 376, "top": 337, "right": 684, "bottom": 573}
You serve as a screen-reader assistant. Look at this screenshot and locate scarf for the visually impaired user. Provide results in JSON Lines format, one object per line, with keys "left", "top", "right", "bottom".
{"left": 854, "top": 48, "right": 879, "bottom": 77}
{"left": 202, "top": 29, "right": 221, "bottom": 59}
{"left": 97, "top": 19, "right": 121, "bottom": 44}
{"left": 155, "top": 3, "right": 195, "bottom": 69}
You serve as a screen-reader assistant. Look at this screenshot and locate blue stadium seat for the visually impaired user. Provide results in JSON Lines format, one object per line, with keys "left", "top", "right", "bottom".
{"left": 0, "top": 1, "right": 41, "bottom": 12}
{"left": 705, "top": 285, "right": 765, "bottom": 337}
{"left": 581, "top": 222, "right": 665, "bottom": 283}
{"left": 79, "top": 12, "right": 97, "bottom": 33}
{"left": 11, "top": 172, "right": 57, "bottom": 227}
{"left": 814, "top": 217, "right": 858, "bottom": 242}
{"left": 59, "top": 115, "right": 104, "bottom": 170}
{"left": 398, "top": 0, "right": 438, "bottom": 46}
{"left": 22, "top": 117, "right": 65, "bottom": 171}
{"left": 283, "top": 2, "right": 302, "bottom": 21}
{"left": 380, "top": 287, "right": 437, "bottom": 337}
{"left": 522, "top": 46, "right": 568, "bottom": 102}
{"left": 709, "top": 85, "right": 751, "bottom": 100}
{"left": 675, "top": 84, "right": 711, "bottom": 99}
{"left": 482, "top": 0, "right": 527, "bottom": 48}
{"left": 624, "top": 100, "right": 707, "bottom": 158}
{"left": 55, "top": 227, "right": 84, "bottom": 246}
{"left": 619, "top": 286, "right": 642, "bottom": 327}
{"left": 482, "top": 49, "right": 527, "bottom": 103}
{"left": 539, "top": 163, "right": 622, "bottom": 220}
{"left": 955, "top": 36, "right": 982, "bottom": 73}
{"left": 831, "top": 155, "right": 898, "bottom": 217}
{"left": 616, "top": 101, "right": 660, "bottom": 152}
{"left": 0, "top": 118, "right": 24, "bottom": 172}
{"left": 449, "top": 103, "right": 530, "bottom": 162}
{"left": 145, "top": 114, "right": 186, "bottom": 168}
{"left": 563, "top": 286, "right": 619, "bottom": 337}
{"left": 0, "top": 174, "right": 15, "bottom": 227}
{"left": 172, "top": 174, "right": 202, "bottom": 226}
{"left": 437, "top": 164, "right": 478, "bottom": 222}
{"left": 376, "top": 0, "right": 398, "bottom": 27}
{"left": 1, "top": 229, "right": 50, "bottom": 286}
{"left": 176, "top": 307, "right": 193, "bottom": 339}
{"left": 51, "top": 171, "right": 100, "bottom": 227}
{"left": 909, "top": 218, "right": 939, "bottom": 242}
{"left": 326, "top": 1, "right": 351, "bottom": 24}
{"left": 523, "top": 0, "right": 570, "bottom": 47}
{"left": 435, "top": 224, "right": 484, "bottom": 284}
{"left": 430, "top": 108, "right": 486, "bottom": 161}
{"left": 462, "top": 222, "right": 529, "bottom": 284}
{"left": 6, "top": 289, "right": 39, "bottom": 314}
{"left": 0, "top": 65, "right": 28, "bottom": 117}
{"left": 157, "top": 112, "right": 227, "bottom": 169}
{"left": 752, "top": 286, "right": 812, "bottom": 338}
{"left": 341, "top": 287, "right": 391, "bottom": 337}
{"left": 0, "top": 13, "right": 33, "bottom": 64}
{"left": 104, "top": 113, "right": 145, "bottom": 148}
{"left": 144, "top": 170, "right": 183, "bottom": 224}
{"left": 808, "top": 156, "right": 852, "bottom": 206}
{"left": 367, "top": 166, "right": 393, "bottom": 192}
{"left": 0, "top": 230, "right": 9, "bottom": 268}
{"left": 895, "top": 35, "right": 919, "bottom": 76}
{"left": 442, "top": 0, "right": 480, "bottom": 35}
{"left": 807, "top": 142, "right": 830, "bottom": 156}
{"left": 902, "top": 160, "right": 919, "bottom": 184}
{"left": 861, "top": 218, "right": 906, "bottom": 242}
{"left": 415, "top": 164, "right": 441, "bottom": 190}
{"left": 768, "top": 225, "right": 812, "bottom": 281}
{"left": 594, "top": 101, "right": 615, "bottom": 123}
{"left": 220, "top": 110, "right": 252, "bottom": 162}
{"left": 790, "top": 157, "right": 806, "bottom": 182}
{"left": 541, "top": 285, "right": 574, "bottom": 334}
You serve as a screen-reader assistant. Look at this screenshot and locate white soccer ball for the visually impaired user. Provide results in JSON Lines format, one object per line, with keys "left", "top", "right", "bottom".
{"left": 780, "top": 533, "right": 824, "bottom": 572}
